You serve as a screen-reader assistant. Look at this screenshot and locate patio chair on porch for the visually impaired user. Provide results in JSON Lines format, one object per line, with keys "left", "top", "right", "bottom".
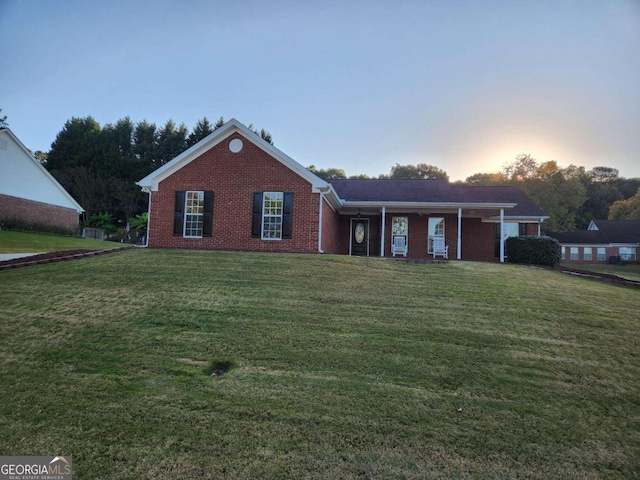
{"left": 391, "top": 235, "right": 408, "bottom": 257}
{"left": 432, "top": 237, "right": 449, "bottom": 259}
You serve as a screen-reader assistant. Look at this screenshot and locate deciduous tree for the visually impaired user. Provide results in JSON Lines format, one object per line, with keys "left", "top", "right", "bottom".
{"left": 609, "top": 188, "right": 640, "bottom": 220}
{"left": 389, "top": 163, "right": 449, "bottom": 180}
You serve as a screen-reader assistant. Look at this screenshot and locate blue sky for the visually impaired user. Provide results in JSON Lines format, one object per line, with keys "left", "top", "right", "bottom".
{"left": 2, "top": 0, "right": 639, "bottom": 181}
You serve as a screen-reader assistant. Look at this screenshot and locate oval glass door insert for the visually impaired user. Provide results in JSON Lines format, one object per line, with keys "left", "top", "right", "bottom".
{"left": 354, "top": 223, "right": 365, "bottom": 244}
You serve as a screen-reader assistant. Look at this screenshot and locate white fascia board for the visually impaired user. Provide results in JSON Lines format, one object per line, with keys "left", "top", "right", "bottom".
{"left": 136, "top": 118, "right": 331, "bottom": 194}
{"left": 341, "top": 201, "right": 518, "bottom": 210}
{"left": 3, "top": 128, "right": 84, "bottom": 213}
{"left": 561, "top": 242, "right": 609, "bottom": 247}
{"left": 486, "top": 215, "right": 549, "bottom": 222}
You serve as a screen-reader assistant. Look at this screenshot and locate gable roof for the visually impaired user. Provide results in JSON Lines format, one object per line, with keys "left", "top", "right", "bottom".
{"left": 550, "top": 220, "right": 640, "bottom": 245}
{"left": 0, "top": 128, "right": 84, "bottom": 213}
{"left": 328, "top": 179, "right": 547, "bottom": 217}
{"left": 589, "top": 220, "right": 640, "bottom": 243}
{"left": 136, "top": 118, "right": 332, "bottom": 194}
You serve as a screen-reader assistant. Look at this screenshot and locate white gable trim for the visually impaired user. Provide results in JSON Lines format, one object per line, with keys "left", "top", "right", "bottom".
{"left": 136, "top": 119, "right": 333, "bottom": 197}
{"left": 0, "top": 128, "right": 84, "bottom": 213}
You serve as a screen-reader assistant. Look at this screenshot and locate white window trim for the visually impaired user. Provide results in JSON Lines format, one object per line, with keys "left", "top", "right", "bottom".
{"left": 597, "top": 248, "right": 606, "bottom": 261}
{"left": 184, "top": 190, "right": 204, "bottom": 238}
{"left": 583, "top": 247, "right": 592, "bottom": 261}
{"left": 261, "top": 192, "right": 283, "bottom": 241}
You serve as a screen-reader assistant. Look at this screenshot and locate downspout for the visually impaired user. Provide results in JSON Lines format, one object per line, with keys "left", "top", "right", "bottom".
{"left": 144, "top": 189, "right": 151, "bottom": 248}
{"left": 380, "top": 207, "right": 386, "bottom": 257}
{"left": 137, "top": 187, "right": 152, "bottom": 248}
{"left": 318, "top": 192, "right": 324, "bottom": 253}
{"left": 457, "top": 208, "right": 462, "bottom": 260}
{"left": 500, "top": 208, "right": 505, "bottom": 263}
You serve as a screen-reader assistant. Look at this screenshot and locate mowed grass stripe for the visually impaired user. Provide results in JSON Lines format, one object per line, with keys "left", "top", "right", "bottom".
{"left": 0, "top": 249, "right": 638, "bottom": 478}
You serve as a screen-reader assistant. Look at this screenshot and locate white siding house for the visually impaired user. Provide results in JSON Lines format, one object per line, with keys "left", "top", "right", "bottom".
{"left": 0, "top": 128, "right": 83, "bottom": 230}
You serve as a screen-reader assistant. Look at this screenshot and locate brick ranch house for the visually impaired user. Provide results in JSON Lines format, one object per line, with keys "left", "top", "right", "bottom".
{"left": 549, "top": 220, "right": 639, "bottom": 264}
{"left": 0, "top": 127, "right": 83, "bottom": 230}
{"left": 137, "top": 119, "right": 547, "bottom": 262}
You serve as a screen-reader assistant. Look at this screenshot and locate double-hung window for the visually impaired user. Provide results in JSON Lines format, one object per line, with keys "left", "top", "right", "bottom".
{"left": 583, "top": 247, "right": 592, "bottom": 261}
{"left": 619, "top": 247, "right": 637, "bottom": 261}
{"left": 184, "top": 191, "right": 204, "bottom": 237}
{"left": 597, "top": 248, "right": 606, "bottom": 261}
{"left": 173, "top": 190, "right": 214, "bottom": 238}
{"left": 262, "top": 192, "right": 284, "bottom": 240}
{"left": 570, "top": 247, "right": 579, "bottom": 261}
{"left": 252, "top": 192, "right": 293, "bottom": 240}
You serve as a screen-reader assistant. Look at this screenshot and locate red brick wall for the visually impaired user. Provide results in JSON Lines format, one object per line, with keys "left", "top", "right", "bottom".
{"left": 148, "top": 133, "right": 321, "bottom": 253}
{"left": 524, "top": 223, "right": 539, "bottom": 236}
{"left": 0, "top": 193, "right": 79, "bottom": 231}
{"left": 461, "top": 218, "right": 498, "bottom": 261}
{"left": 320, "top": 198, "right": 341, "bottom": 253}
{"left": 562, "top": 245, "right": 623, "bottom": 264}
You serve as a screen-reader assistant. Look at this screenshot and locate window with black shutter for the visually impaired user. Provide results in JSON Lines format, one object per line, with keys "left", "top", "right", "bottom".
{"left": 174, "top": 190, "right": 213, "bottom": 238}
{"left": 252, "top": 191, "right": 293, "bottom": 240}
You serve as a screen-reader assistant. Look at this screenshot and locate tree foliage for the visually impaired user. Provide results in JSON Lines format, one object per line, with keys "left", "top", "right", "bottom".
{"left": 307, "top": 165, "right": 347, "bottom": 180}
{"left": 461, "top": 155, "right": 640, "bottom": 233}
{"left": 389, "top": 163, "right": 449, "bottom": 180}
{"left": 0, "top": 108, "right": 8, "bottom": 128}
{"left": 46, "top": 115, "right": 272, "bottom": 225}
{"left": 608, "top": 188, "right": 640, "bottom": 220}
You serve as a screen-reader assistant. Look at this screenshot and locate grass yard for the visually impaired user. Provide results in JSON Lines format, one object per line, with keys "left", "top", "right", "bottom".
{"left": 0, "top": 249, "right": 639, "bottom": 479}
{"left": 0, "top": 230, "right": 110, "bottom": 253}
{"left": 566, "top": 263, "right": 640, "bottom": 282}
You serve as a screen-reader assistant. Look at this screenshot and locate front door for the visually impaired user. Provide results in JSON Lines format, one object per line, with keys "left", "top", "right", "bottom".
{"left": 350, "top": 218, "right": 369, "bottom": 256}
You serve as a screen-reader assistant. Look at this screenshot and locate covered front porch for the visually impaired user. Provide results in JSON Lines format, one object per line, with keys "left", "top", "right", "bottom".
{"left": 335, "top": 204, "right": 542, "bottom": 262}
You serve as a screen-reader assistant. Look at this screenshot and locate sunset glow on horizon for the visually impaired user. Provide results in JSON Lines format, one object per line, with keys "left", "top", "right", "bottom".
{"left": 2, "top": 1, "right": 638, "bottom": 181}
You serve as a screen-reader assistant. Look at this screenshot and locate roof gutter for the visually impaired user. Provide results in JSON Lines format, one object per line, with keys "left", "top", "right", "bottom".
{"left": 340, "top": 201, "right": 518, "bottom": 209}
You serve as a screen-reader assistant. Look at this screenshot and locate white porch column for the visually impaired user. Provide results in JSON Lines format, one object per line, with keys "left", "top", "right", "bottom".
{"left": 538, "top": 220, "right": 541, "bottom": 237}
{"left": 380, "top": 207, "right": 386, "bottom": 257}
{"left": 500, "top": 208, "right": 505, "bottom": 263}
{"left": 457, "top": 208, "right": 462, "bottom": 260}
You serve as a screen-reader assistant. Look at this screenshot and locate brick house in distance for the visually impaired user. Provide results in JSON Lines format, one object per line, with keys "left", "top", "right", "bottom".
{"left": 137, "top": 119, "right": 547, "bottom": 262}
{"left": 0, "top": 128, "right": 83, "bottom": 230}
{"left": 550, "top": 220, "right": 640, "bottom": 264}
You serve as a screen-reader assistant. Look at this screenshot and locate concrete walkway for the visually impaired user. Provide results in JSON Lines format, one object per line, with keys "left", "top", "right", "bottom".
{"left": 0, "top": 253, "right": 44, "bottom": 261}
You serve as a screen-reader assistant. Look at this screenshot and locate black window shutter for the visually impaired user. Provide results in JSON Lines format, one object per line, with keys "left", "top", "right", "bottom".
{"left": 282, "top": 192, "right": 293, "bottom": 239}
{"left": 174, "top": 191, "right": 186, "bottom": 236}
{"left": 203, "top": 191, "right": 214, "bottom": 237}
{"left": 251, "top": 192, "right": 263, "bottom": 238}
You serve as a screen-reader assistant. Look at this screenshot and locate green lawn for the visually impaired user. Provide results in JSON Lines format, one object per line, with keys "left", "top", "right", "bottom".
{"left": 566, "top": 263, "right": 640, "bottom": 282}
{"left": 0, "top": 249, "right": 639, "bottom": 479}
{"left": 0, "top": 230, "right": 111, "bottom": 253}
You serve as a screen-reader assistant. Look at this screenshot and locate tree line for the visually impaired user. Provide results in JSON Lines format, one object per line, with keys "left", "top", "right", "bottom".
{"left": 41, "top": 116, "right": 272, "bottom": 227}
{"left": 309, "top": 155, "right": 640, "bottom": 231}
{"left": 38, "top": 115, "right": 640, "bottom": 234}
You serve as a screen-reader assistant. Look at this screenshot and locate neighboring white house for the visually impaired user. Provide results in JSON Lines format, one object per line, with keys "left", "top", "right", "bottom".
{"left": 0, "top": 127, "right": 84, "bottom": 230}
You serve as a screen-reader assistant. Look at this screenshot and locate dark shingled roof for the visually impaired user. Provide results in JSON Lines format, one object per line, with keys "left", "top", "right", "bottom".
{"left": 327, "top": 179, "right": 546, "bottom": 217}
{"left": 549, "top": 220, "right": 640, "bottom": 244}
{"left": 548, "top": 230, "right": 607, "bottom": 244}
